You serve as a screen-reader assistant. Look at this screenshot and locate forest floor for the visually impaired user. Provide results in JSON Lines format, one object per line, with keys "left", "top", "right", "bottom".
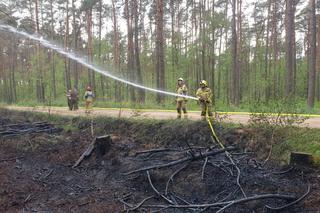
{"left": 4, "top": 105, "right": 320, "bottom": 128}
{"left": 0, "top": 109, "right": 319, "bottom": 212}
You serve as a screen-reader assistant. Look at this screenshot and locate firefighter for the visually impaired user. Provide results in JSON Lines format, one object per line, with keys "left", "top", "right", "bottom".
{"left": 176, "top": 78, "right": 188, "bottom": 119}
{"left": 196, "top": 80, "right": 213, "bottom": 120}
{"left": 84, "top": 86, "right": 94, "bottom": 114}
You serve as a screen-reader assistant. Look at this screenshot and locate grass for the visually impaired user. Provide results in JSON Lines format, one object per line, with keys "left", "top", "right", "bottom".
{"left": 282, "top": 127, "right": 320, "bottom": 156}
{"left": 1, "top": 107, "right": 319, "bottom": 166}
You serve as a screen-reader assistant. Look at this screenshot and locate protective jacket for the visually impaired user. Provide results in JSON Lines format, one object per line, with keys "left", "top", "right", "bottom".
{"left": 176, "top": 85, "right": 188, "bottom": 102}
{"left": 196, "top": 87, "right": 213, "bottom": 103}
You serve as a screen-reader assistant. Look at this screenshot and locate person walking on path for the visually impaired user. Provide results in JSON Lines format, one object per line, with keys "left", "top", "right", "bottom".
{"left": 84, "top": 86, "right": 94, "bottom": 114}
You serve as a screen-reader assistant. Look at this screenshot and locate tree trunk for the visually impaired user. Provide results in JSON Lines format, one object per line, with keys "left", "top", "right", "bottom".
{"left": 50, "top": 0, "right": 56, "bottom": 99}
{"left": 231, "top": 0, "right": 239, "bottom": 106}
{"left": 316, "top": 15, "right": 320, "bottom": 101}
{"left": 86, "top": 8, "right": 94, "bottom": 90}
{"left": 111, "top": 0, "right": 121, "bottom": 102}
{"left": 155, "top": 0, "right": 165, "bottom": 103}
{"left": 237, "top": 0, "right": 242, "bottom": 104}
{"left": 271, "top": 0, "right": 279, "bottom": 99}
{"left": 72, "top": 0, "right": 79, "bottom": 90}
{"left": 64, "top": 0, "right": 71, "bottom": 91}
{"left": 98, "top": 0, "right": 105, "bottom": 99}
{"left": 133, "top": 0, "right": 145, "bottom": 103}
{"left": 125, "top": 0, "right": 136, "bottom": 102}
{"left": 10, "top": 38, "right": 17, "bottom": 103}
{"left": 211, "top": 0, "right": 216, "bottom": 101}
{"left": 307, "top": 0, "right": 316, "bottom": 108}
{"left": 170, "top": 0, "right": 176, "bottom": 74}
{"left": 285, "top": 0, "right": 295, "bottom": 99}
{"left": 263, "top": 0, "right": 272, "bottom": 102}
{"left": 35, "top": 0, "right": 45, "bottom": 102}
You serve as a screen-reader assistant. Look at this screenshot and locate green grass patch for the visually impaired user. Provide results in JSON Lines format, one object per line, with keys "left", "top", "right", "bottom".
{"left": 281, "top": 127, "right": 320, "bottom": 160}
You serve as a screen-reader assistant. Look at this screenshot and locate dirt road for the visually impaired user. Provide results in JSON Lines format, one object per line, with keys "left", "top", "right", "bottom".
{"left": 4, "top": 105, "right": 320, "bottom": 128}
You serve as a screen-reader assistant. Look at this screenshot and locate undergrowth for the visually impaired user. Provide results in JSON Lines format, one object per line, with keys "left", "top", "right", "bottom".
{"left": 1, "top": 108, "right": 319, "bottom": 165}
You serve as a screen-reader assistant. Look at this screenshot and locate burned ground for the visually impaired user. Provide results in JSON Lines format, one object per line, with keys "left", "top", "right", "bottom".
{"left": 0, "top": 109, "right": 319, "bottom": 212}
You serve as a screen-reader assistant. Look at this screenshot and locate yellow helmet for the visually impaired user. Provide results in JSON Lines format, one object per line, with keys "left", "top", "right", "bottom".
{"left": 178, "top": 77, "right": 184, "bottom": 81}
{"left": 200, "top": 80, "right": 207, "bottom": 87}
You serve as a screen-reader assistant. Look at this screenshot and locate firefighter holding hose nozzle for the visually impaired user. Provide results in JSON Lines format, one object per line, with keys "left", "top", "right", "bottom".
{"left": 196, "top": 80, "right": 213, "bottom": 120}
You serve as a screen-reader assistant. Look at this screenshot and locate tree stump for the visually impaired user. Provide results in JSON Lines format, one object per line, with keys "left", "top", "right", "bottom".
{"left": 96, "top": 135, "right": 112, "bottom": 160}
{"left": 73, "top": 135, "right": 112, "bottom": 168}
{"left": 290, "top": 152, "right": 314, "bottom": 167}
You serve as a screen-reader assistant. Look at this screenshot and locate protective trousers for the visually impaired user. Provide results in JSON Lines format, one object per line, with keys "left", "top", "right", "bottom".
{"left": 176, "top": 100, "right": 187, "bottom": 119}
{"left": 200, "top": 102, "right": 213, "bottom": 119}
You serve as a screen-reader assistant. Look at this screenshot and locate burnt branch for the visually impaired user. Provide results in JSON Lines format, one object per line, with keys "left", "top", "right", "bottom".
{"left": 127, "top": 196, "right": 154, "bottom": 212}
{"left": 265, "top": 184, "right": 311, "bottom": 211}
{"left": 165, "top": 163, "right": 189, "bottom": 195}
{"left": 125, "top": 147, "right": 236, "bottom": 175}
{"left": 146, "top": 170, "right": 175, "bottom": 205}
{"left": 141, "top": 193, "right": 295, "bottom": 210}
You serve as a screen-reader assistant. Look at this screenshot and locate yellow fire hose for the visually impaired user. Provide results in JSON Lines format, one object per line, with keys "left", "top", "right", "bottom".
{"left": 206, "top": 106, "right": 225, "bottom": 149}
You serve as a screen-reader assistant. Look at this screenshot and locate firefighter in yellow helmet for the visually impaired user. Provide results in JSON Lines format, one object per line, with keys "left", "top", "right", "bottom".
{"left": 196, "top": 80, "right": 213, "bottom": 120}
{"left": 176, "top": 78, "right": 188, "bottom": 119}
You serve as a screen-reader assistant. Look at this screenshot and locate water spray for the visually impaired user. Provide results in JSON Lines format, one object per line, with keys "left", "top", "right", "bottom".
{"left": 0, "top": 24, "right": 198, "bottom": 101}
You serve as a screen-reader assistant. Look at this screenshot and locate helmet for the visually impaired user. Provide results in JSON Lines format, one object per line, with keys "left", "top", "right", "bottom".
{"left": 86, "top": 86, "right": 92, "bottom": 91}
{"left": 178, "top": 77, "right": 184, "bottom": 81}
{"left": 200, "top": 80, "right": 207, "bottom": 87}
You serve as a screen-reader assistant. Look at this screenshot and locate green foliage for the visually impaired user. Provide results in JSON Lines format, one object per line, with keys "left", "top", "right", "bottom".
{"left": 272, "top": 127, "right": 320, "bottom": 164}
{"left": 1, "top": 0, "right": 319, "bottom": 114}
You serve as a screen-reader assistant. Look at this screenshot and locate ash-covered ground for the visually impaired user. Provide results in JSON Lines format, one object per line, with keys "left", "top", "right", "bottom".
{"left": 0, "top": 109, "right": 319, "bottom": 212}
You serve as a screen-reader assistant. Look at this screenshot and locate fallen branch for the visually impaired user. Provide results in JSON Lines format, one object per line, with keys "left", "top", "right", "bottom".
{"left": 134, "top": 148, "right": 181, "bottom": 156}
{"left": 39, "top": 169, "right": 54, "bottom": 181}
{"left": 147, "top": 171, "right": 175, "bottom": 205}
{"left": 216, "top": 201, "right": 234, "bottom": 213}
{"left": 72, "top": 138, "right": 97, "bottom": 168}
{"left": 0, "top": 156, "right": 24, "bottom": 163}
{"left": 201, "top": 157, "right": 208, "bottom": 180}
{"left": 262, "top": 134, "right": 274, "bottom": 167}
{"left": 125, "top": 147, "right": 236, "bottom": 175}
{"left": 24, "top": 194, "right": 32, "bottom": 203}
{"left": 165, "top": 164, "right": 189, "bottom": 195}
{"left": 265, "top": 184, "right": 311, "bottom": 211}
{"left": 127, "top": 196, "right": 154, "bottom": 212}
{"left": 208, "top": 133, "right": 247, "bottom": 198}
{"left": 208, "top": 161, "right": 233, "bottom": 176}
{"left": 225, "top": 152, "right": 247, "bottom": 198}
{"left": 272, "top": 167, "right": 294, "bottom": 175}
{"left": 171, "top": 193, "right": 193, "bottom": 205}
{"left": 140, "top": 193, "right": 295, "bottom": 209}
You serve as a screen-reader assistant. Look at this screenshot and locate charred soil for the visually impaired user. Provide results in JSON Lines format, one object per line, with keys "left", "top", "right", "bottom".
{"left": 0, "top": 109, "right": 319, "bottom": 212}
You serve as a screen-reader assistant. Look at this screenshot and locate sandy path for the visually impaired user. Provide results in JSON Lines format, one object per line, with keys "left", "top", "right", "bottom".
{"left": 4, "top": 105, "right": 320, "bottom": 128}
